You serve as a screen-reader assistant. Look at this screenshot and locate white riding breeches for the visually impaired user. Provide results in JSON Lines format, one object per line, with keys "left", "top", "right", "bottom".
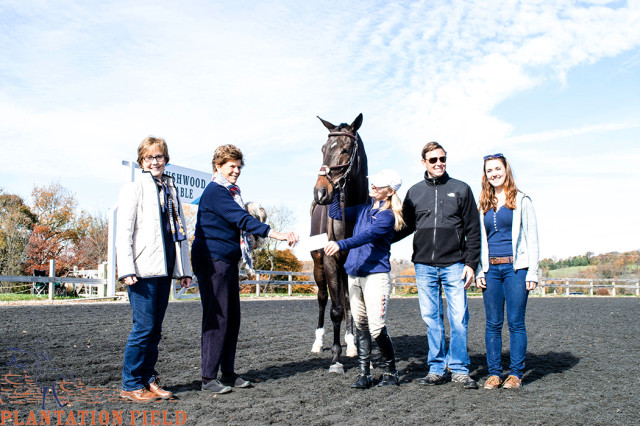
{"left": 348, "top": 272, "right": 391, "bottom": 339}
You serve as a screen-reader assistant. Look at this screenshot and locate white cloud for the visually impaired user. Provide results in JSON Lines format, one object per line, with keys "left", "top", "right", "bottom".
{"left": 1, "top": 0, "right": 639, "bottom": 261}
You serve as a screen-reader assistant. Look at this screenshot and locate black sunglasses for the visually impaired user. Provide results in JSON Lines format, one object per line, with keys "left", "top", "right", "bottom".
{"left": 484, "top": 153, "right": 505, "bottom": 160}
{"left": 426, "top": 156, "right": 446, "bottom": 164}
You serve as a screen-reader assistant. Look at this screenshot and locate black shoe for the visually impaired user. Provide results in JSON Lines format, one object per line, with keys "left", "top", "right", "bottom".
{"left": 221, "top": 374, "right": 252, "bottom": 388}
{"left": 351, "top": 374, "right": 373, "bottom": 389}
{"left": 451, "top": 373, "right": 478, "bottom": 389}
{"left": 377, "top": 371, "right": 399, "bottom": 387}
{"left": 416, "top": 373, "right": 446, "bottom": 386}
{"left": 201, "top": 379, "right": 232, "bottom": 394}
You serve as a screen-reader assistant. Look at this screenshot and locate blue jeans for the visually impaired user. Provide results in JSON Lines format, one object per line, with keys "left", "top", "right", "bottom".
{"left": 122, "top": 276, "right": 172, "bottom": 391}
{"left": 415, "top": 263, "right": 470, "bottom": 375}
{"left": 482, "top": 264, "right": 529, "bottom": 378}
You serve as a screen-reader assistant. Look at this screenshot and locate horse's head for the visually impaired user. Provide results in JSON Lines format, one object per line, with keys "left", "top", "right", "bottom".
{"left": 313, "top": 113, "right": 364, "bottom": 205}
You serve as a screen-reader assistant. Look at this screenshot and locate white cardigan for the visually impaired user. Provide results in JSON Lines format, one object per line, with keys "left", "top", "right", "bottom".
{"left": 476, "top": 191, "right": 539, "bottom": 282}
{"left": 116, "top": 172, "right": 193, "bottom": 281}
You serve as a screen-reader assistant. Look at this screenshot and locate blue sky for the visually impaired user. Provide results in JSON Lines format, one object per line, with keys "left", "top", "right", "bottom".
{"left": 1, "top": 0, "right": 639, "bottom": 262}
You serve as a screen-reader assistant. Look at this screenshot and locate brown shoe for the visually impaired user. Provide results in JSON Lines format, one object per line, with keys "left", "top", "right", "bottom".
{"left": 147, "top": 379, "right": 172, "bottom": 399}
{"left": 502, "top": 375, "right": 522, "bottom": 389}
{"left": 483, "top": 375, "right": 502, "bottom": 389}
{"left": 120, "top": 388, "right": 160, "bottom": 402}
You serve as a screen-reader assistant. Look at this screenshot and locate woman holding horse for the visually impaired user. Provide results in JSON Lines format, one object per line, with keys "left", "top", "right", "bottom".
{"left": 475, "top": 153, "right": 539, "bottom": 389}
{"left": 191, "top": 144, "right": 299, "bottom": 394}
{"left": 324, "top": 169, "right": 404, "bottom": 388}
{"left": 116, "top": 136, "right": 193, "bottom": 402}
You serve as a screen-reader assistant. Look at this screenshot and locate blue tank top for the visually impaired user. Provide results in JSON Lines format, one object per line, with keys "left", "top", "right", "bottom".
{"left": 484, "top": 207, "right": 513, "bottom": 257}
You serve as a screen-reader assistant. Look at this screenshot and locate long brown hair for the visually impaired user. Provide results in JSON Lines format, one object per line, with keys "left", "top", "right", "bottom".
{"left": 479, "top": 155, "right": 518, "bottom": 214}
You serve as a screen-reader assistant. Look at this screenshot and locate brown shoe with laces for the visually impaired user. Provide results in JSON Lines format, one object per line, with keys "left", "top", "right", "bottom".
{"left": 120, "top": 388, "right": 160, "bottom": 402}
{"left": 502, "top": 375, "right": 522, "bottom": 389}
{"left": 483, "top": 375, "right": 502, "bottom": 389}
{"left": 147, "top": 379, "right": 172, "bottom": 399}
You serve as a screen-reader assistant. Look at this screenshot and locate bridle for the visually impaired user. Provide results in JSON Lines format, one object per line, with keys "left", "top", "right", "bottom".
{"left": 317, "top": 131, "right": 359, "bottom": 195}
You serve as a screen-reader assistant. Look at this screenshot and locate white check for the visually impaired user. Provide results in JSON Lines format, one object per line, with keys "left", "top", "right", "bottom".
{"left": 307, "top": 233, "right": 329, "bottom": 251}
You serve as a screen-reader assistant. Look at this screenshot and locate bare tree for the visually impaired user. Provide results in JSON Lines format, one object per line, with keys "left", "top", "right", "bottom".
{"left": 254, "top": 204, "right": 296, "bottom": 271}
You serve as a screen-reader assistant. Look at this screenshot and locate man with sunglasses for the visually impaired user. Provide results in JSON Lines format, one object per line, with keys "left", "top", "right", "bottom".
{"left": 394, "top": 141, "right": 481, "bottom": 389}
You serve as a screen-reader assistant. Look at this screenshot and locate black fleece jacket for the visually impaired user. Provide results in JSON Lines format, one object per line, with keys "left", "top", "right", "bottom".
{"left": 393, "top": 172, "right": 481, "bottom": 269}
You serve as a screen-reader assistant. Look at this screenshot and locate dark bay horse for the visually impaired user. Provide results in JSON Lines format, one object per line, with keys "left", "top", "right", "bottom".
{"left": 310, "top": 113, "right": 369, "bottom": 373}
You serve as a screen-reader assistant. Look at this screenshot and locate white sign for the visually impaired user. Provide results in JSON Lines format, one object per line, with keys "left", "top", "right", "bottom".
{"left": 164, "top": 163, "right": 211, "bottom": 205}
{"left": 123, "top": 160, "right": 212, "bottom": 205}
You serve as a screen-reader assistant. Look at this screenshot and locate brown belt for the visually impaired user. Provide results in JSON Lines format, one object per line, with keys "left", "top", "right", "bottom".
{"left": 490, "top": 256, "right": 513, "bottom": 265}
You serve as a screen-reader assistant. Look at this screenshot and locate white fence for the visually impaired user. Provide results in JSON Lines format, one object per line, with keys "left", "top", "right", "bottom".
{"left": 3, "top": 267, "right": 639, "bottom": 300}
{"left": 179, "top": 271, "right": 640, "bottom": 298}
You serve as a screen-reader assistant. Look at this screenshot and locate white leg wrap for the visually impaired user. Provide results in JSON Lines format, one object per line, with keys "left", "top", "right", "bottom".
{"left": 311, "top": 328, "right": 324, "bottom": 353}
{"left": 345, "top": 332, "right": 357, "bottom": 357}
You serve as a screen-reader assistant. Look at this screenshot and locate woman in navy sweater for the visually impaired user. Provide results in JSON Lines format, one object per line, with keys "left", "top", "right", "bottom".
{"left": 192, "top": 144, "right": 298, "bottom": 394}
{"left": 324, "top": 169, "right": 405, "bottom": 389}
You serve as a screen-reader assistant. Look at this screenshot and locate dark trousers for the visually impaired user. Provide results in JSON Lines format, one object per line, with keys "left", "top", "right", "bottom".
{"left": 194, "top": 256, "right": 240, "bottom": 379}
{"left": 122, "top": 275, "right": 171, "bottom": 391}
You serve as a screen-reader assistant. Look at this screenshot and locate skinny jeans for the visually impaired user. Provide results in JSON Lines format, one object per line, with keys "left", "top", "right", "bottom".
{"left": 482, "top": 264, "right": 529, "bottom": 378}
{"left": 122, "top": 275, "right": 172, "bottom": 391}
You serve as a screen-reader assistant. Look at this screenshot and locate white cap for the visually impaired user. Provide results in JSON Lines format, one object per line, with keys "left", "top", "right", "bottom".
{"left": 368, "top": 169, "right": 402, "bottom": 192}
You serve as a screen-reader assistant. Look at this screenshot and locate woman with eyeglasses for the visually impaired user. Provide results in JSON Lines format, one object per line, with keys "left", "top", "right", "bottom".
{"left": 324, "top": 169, "right": 405, "bottom": 389}
{"left": 475, "top": 153, "right": 539, "bottom": 389}
{"left": 116, "top": 136, "right": 193, "bottom": 402}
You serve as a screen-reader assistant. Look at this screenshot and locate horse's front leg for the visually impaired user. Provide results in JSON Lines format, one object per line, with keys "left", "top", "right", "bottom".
{"left": 324, "top": 255, "right": 345, "bottom": 373}
{"left": 311, "top": 250, "right": 327, "bottom": 353}
{"left": 343, "top": 273, "right": 356, "bottom": 358}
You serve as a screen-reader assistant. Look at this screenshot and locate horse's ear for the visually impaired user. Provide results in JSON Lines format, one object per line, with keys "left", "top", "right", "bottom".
{"left": 350, "top": 113, "right": 363, "bottom": 132}
{"left": 317, "top": 116, "right": 336, "bottom": 131}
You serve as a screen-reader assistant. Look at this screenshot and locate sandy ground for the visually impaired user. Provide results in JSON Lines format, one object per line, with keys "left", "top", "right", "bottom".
{"left": 1, "top": 296, "right": 639, "bottom": 425}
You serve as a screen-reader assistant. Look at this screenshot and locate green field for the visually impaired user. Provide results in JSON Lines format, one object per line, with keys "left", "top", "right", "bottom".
{"left": 546, "top": 266, "right": 591, "bottom": 278}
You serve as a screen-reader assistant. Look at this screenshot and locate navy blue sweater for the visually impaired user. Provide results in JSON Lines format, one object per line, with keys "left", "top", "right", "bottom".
{"left": 192, "top": 181, "right": 271, "bottom": 263}
{"left": 332, "top": 198, "right": 395, "bottom": 277}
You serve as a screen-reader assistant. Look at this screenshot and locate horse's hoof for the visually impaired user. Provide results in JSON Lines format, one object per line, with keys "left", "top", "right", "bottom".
{"left": 328, "top": 363, "right": 345, "bottom": 374}
{"left": 346, "top": 347, "right": 357, "bottom": 357}
{"left": 311, "top": 344, "right": 323, "bottom": 353}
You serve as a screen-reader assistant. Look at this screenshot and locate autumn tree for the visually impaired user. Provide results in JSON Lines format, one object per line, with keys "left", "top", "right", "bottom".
{"left": 24, "top": 183, "right": 79, "bottom": 274}
{"left": 71, "top": 210, "right": 109, "bottom": 268}
{"left": 0, "top": 191, "right": 37, "bottom": 277}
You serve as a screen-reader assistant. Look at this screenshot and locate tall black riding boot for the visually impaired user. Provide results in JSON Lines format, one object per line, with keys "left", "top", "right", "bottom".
{"left": 351, "top": 328, "right": 373, "bottom": 389}
{"left": 375, "top": 326, "right": 399, "bottom": 386}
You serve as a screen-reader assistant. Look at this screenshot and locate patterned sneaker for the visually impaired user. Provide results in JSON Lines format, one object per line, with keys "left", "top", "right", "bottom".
{"left": 451, "top": 373, "right": 478, "bottom": 389}
{"left": 483, "top": 375, "right": 502, "bottom": 389}
{"left": 416, "top": 373, "right": 446, "bottom": 386}
{"left": 502, "top": 375, "right": 522, "bottom": 389}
